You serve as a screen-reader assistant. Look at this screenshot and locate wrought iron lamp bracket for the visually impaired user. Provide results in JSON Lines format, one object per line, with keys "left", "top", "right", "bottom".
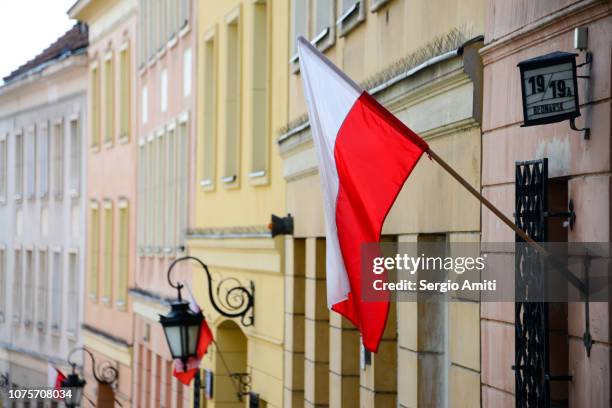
{"left": 229, "top": 373, "right": 252, "bottom": 400}
{"left": 167, "top": 256, "right": 255, "bottom": 327}
{"left": 67, "top": 347, "right": 119, "bottom": 386}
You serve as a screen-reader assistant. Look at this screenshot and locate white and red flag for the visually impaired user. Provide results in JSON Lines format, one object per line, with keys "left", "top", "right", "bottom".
{"left": 173, "top": 283, "right": 214, "bottom": 385}
{"left": 47, "top": 363, "right": 66, "bottom": 398}
{"left": 297, "top": 36, "right": 429, "bottom": 352}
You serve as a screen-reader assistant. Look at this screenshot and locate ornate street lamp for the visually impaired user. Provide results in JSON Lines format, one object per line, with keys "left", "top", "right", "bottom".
{"left": 62, "top": 347, "right": 119, "bottom": 407}
{"left": 159, "top": 256, "right": 255, "bottom": 369}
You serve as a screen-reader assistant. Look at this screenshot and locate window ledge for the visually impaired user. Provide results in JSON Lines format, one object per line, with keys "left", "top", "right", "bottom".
{"left": 36, "top": 321, "right": 45, "bottom": 333}
{"left": 157, "top": 46, "right": 167, "bottom": 60}
{"left": 103, "top": 140, "right": 114, "bottom": 149}
{"left": 248, "top": 170, "right": 269, "bottom": 186}
{"left": 139, "top": 64, "right": 147, "bottom": 77}
{"left": 115, "top": 300, "right": 127, "bottom": 311}
{"left": 39, "top": 192, "right": 48, "bottom": 200}
{"left": 54, "top": 192, "right": 64, "bottom": 201}
{"left": 168, "top": 35, "right": 178, "bottom": 49}
{"left": 51, "top": 325, "right": 61, "bottom": 337}
{"left": 370, "top": 0, "right": 393, "bottom": 12}
{"left": 119, "top": 134, "right": 130, "bottom": 145}
{"left": 91, "top": 144, "right": 101, "bottom": 153}
{"left": 200, "top": 179, "right": 215, "bottom": 191}
{"left": 101, "top": 297, "right": 111, "bottom": 306}
{"left": 0, "top": 197, "right": 6, "bottom": 205}
{"left": 179, "top": 22, "right": 191, "bottom": 38}
{"left": 221, "top": 175, "right": 239, "bottom": 189}
{"left": 69, "top": 189, "right": 80, "bottom": 199}
{"left": 88, "top": 293, "right": 97, "bottom": 302}
{"left": 67, "top": 331, "right": 78, "bottom": 342}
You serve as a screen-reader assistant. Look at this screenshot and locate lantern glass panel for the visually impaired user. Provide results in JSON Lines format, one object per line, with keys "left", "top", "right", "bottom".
{"left": 187, "top": 323, "right": 200, "bottom": 355}
{"left": 164, "top": 325, "right": 183, "bottom": 359}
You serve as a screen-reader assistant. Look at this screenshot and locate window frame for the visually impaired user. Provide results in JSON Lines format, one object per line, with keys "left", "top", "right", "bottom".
{"left": 338, "top": 0, "right": 366, "bottom": 37}
{"left": 200, "top": 27, "right": 217, "bottom": 191}
{"left": 89, "top": 200, "right": 100, "bottom": 300}
{"left": 0, "top": 133, "right": 7, "bottom": 203}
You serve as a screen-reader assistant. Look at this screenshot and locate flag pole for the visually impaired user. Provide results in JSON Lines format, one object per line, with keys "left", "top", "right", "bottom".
{"left": 426, "top": 148, "right": 537, "bottom": 245}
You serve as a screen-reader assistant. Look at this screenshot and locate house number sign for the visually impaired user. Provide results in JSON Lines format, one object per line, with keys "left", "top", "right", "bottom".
{"left": 518, "top": 51, "right": 581, "bottom": 127}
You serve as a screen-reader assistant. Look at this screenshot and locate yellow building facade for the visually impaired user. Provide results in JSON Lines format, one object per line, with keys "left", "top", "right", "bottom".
{"left": 279, "top": 0, "right": 485, "bottom": 407}
{"left": 190, "top": 0, "right": 288, "bottom": 407}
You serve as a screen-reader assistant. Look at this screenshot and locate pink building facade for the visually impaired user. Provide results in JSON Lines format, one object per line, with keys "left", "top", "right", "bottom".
{"left": 69, "top": 0, "right": 139, "bottom": 405}
{"left": 480, "top": 1, "right": 611, "bottom": 407}
{"left": 131, "top": 0, "right": 197, "bottom": 406}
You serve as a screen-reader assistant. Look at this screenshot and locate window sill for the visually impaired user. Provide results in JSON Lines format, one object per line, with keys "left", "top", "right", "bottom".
{"left": 36, "top": 321, "right": 45, "bottom": 333}
{"left": 103, "top": 140, "right": 114, "bottom": 149}
{"left": 101, "top": 297, "right": 111, "bottom": 306}
{"left": 54, "top": 192, "right": 64, "bottom": 201}
{"left": 0, "top": 197, "right": 6, "bottom": 205}
{"left": 200, "top": 179, "right": 215, "bottom": 192}
{"left": 24, "top": 319, "right": 33, "bottom": 330}
{"left": 157, "top": 46, "right": 167, "bottom": 60}
{"left": 168, "top": 35, "right": 178, "bottom": 50}
{"left": 39, "top": 192, "right": 48, "bottom": 200}
{"left": 290, "top": 53, "right": 300, "bottom": 74}
{"left": 370, "top": 0, "right": 393, "bottom": 12}
{"left": 91, "top": 144, "right": 101, "bottom": 153}
{"left": 248, "top": 170, "right": 269, "bottom": 186}
{"left": 67, "top": 331, "right": 78, "bottom": 342}
{"left": 118, "top": 134, "right": 130, "bottom": 145}
{"left": 221, "top": 175, "right": 239, "bottom": 190}
{"left": 115, "top": 300, "right": 127, "bottom": 312}
{"left": 88, "top": 293, "right": 97, "bottom": 302}
{"left": 312, "top": 27, "right": 335, "bottom": 54}
{"left": 51, "top": 326, "right": 61, "bottom": 337}
{"left": 69, "top": 189, "right": 80, "bottom": 199}
{"left": 139, "top": 64, "right": 147, "bottom": 77}
{"left": 179, "top": 22, "right": 191, "bottom": 38}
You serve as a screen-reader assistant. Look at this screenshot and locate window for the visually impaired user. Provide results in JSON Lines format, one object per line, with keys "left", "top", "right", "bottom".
{"left": 25, "top": 127, "right": 36, "bottom": 199}
{"left": 142, "top": 86, "right": 148, "bottom": 124}
{"left": 147, "top": 0, "right": 155, "bottom": 59}
{"left": 158, "top": 0, "right": 167, "bottom": 51}
{"left": 0, "top": 134, "right": 6, "bottom": 201}
{"left": 13, "top": 249, "right": 22, "bottom": 322}
{"left": 14, "top": 131, "right": 24, "bottom": 199}
{"left": 165, "top": 126, "right": 176, "bottom": 251}
{"left": 119, "top": 43, "right": 131, "bottom": 141}
{"left": 91, "top": 63, "right": 101, "bottom": 147}
{"left": 177, "top": 117, "right": 188, "bottom": 249}
{"left": 69, "top": 117, "right": 81, "bottom": 195}
{"left": 250, "top": 1, "right": 268, "bottom": 180}
{"left": 157, "top": 131, "right": 166, "bottom": 250}
{"left": 139, "top": 0, "right": 147, "bottom": 66}
{"left": 51, "top": 249, "right": 62, "bottom": 332}
{"left": 290, "top": 0, "right": 308, "bottom": 65}
{"left": 201, "top": 31, "right": 217, "bottom": 188}
{"left": 183, "top": 47, "right": 192, "bottom": 97}
{"left": 38, "top": 123, "right": 49, "bottom": 198}
{"left": 117, "top": 201, "right": 129, "bottom": 307}
{"left": 145, "top": 137, "right": 154, "bottom": 252}
{"left": 313, "top": 0, "right": 335, "bottom": 50}
{"left": 168, "top": 0, "right": 179, "bottom": 38}
{"left": 338, "top": 0, "right": 366, "bottom": 36}
{"left": 0, "top": 246, "right": 5, "bottom": 321}
{"left": 67, "top": 251, "right": 78, "bottom": 335}
{"left": 104, "top": 52, "right": 115, "bottom": 145}
{"left": 223, "top": 14, "right": 240, "bottom": 185}
{"left": 89, "top": 201, "right": 99, "bottom": 298}
{"left": 102, "top": 201, "right": 113, "bottom": 303}
{"left": 179, "top": 0, "right": 190, "bottom": 28}
{"left": 37, "top": 250, "right": 48, "bottom": 331}
{"left": 52, "top": 121, "right": 64, "bottom": 199}
{"left": 25, "top": 249, "right": 34, "bottom": 325}
{"left": 161, "top": 69, "right": 168, "bottom": 112}
{"left": 137, "top": 142, "right": 145, "bottom": 253}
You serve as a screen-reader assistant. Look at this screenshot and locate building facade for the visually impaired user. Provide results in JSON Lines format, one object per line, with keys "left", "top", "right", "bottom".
{"left": 131, "top": 0, "right": 197, "bottom": 406}
{"left": 480, "top": 1, "right": 612, "bottom": 406}
{"left": 68, "top": 0, "right": 139, "bottom": 405}
{"left": 188, "top": 0, "right": 289, "bottom": 406}
{"left": 280, "top": 0, "right": 485, "bottom": 407}
{"left": 0, "top": 23, "right": 88, "bottom": 394}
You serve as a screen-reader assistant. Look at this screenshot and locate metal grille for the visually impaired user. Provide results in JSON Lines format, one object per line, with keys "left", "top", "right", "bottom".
{"left": 514, "top": 159, "right": 550, "bottom": 408}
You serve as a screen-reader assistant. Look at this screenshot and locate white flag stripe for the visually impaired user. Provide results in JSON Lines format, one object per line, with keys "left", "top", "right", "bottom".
{"left": 297, "top": 36, "right": 361, "bottom": 308}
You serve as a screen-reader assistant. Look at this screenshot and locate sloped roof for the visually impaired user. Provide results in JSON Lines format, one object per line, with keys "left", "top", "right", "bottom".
{"left": 3, "top": 22, "right": 88, "bottom": 84}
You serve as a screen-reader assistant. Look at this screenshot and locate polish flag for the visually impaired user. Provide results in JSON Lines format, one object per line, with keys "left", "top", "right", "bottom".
{"left": 297, "top": 37, "right": 429, "bottom": 352}
{"left": 47, "top": 363, "right": 66, "bottom": 399}
{"left": 173, "top": 283, "right": 214, "bottom": 385}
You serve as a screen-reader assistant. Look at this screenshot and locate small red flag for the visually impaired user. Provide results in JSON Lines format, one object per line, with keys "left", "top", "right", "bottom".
{"left": 172, "top": 284, "right": 214, "bottom": 385}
